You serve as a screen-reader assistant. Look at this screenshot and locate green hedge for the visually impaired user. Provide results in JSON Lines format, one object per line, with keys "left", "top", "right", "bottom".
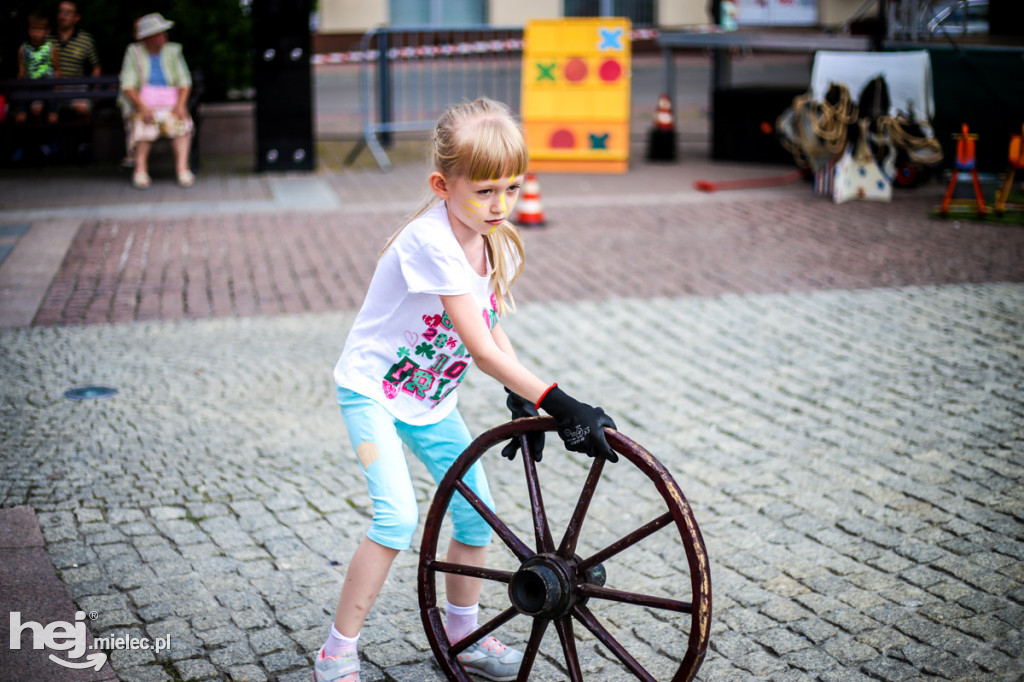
{"left": 2, "top": 0, "right": 253, "bottom": 101}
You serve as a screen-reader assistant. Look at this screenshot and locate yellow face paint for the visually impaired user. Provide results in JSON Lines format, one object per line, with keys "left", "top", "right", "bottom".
{"left": 462, "top": 199, "right": 486, "bottom": 220}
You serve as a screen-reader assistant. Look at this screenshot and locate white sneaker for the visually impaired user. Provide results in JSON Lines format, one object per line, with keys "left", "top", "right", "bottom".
{"left": 456, "top": 635, "right": 523, "bottom": 681}
{"left": 312, "top": 646, "right": 360, "bottom": 682}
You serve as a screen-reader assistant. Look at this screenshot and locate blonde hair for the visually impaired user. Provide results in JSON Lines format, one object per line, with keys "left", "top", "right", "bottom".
{"left": 381, "top": 97, "right": 529, "bottom": 316}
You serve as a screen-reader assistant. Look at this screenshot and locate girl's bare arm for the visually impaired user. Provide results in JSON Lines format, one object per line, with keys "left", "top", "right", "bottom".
{"left": 441, "top": 293, "right": 548, "bottom": 404}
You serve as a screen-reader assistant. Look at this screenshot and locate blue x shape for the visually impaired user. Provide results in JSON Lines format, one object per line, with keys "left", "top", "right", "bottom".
{"left": 598, "top": 28, "right": 623, "bottom": 51}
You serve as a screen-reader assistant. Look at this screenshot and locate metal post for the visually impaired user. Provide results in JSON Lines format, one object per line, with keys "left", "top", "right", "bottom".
{"left": 377, "top": 31, "right": 392, "bottom": 148}
{"left": 873, "top": 0, "right": 887, "bottom": 49}
{"left": 661, "top": 46, "right": 675, "bottom": 111}
{"left": 709, "top": 46, "right": 731, "bottom": 160}
{"left": 711, "top": 49, "right": 731, "bottom": 91}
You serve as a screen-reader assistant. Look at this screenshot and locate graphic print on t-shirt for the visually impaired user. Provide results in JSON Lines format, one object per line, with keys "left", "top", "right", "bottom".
{"left": 381, "top": 294, "right": 500, "bottom": 408}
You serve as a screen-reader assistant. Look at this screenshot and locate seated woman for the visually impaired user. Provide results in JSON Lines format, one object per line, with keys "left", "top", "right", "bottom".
{"left": 118, "top": 13, "right": 194, "bottom": 189}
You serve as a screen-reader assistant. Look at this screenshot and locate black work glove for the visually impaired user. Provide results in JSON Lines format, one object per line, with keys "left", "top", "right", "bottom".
{"left": 538, "top": 385, "right": 618, "bottom": 462}
{"left": 501, "top": 389, "right": 545, "bottom": 462}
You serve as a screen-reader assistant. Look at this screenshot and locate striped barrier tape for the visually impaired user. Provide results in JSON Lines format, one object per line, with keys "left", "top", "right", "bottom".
{"left": 311, "top": 28, "right": 659, "bottom": 65}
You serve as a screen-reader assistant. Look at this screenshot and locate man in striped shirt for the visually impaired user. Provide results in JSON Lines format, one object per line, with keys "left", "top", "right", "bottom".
{"left": 50, "top": 0, "right": 101, "bottom": 117}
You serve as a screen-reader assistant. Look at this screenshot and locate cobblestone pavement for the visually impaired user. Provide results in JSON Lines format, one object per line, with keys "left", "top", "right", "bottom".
{"left": 2, "top": 271, "right": 1023, "bottom": 681}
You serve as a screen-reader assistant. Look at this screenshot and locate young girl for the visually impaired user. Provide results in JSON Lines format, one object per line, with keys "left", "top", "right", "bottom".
{"left": 15, "top": 13, "right": 61, "bottom": 125}
{"left": 317, "top": 97, "right": 617, "bottom": 682}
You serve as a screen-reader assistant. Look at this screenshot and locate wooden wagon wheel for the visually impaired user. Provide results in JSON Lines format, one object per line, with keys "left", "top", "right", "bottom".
{"left": 418, "top": 416, "right": 712, "bottom": 681}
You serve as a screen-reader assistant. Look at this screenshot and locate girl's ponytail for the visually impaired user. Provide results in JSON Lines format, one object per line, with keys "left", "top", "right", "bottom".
{"left": 485, "top": 220, "right": 526, "bottom": 317}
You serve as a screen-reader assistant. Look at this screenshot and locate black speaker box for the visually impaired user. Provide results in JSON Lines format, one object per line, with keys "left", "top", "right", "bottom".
{"left": 712, "top": 86, "right": 805, "bottom": 164}
{"left": 252, "top": 0, "right": 315, "bottom": 171}
{"left": 989, "top": 0, "right": 1024, "bottom": 37}
{"left": 930, "top": 49, "right": 1024, "bottom": 172}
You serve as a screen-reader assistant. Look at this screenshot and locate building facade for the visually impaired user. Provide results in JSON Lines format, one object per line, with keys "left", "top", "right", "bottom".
{"left": 318, "top": 0, "right": 868, "bottom": 35}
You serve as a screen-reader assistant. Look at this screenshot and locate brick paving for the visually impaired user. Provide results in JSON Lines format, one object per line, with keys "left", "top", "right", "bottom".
{"left": 0, "top": 166, "right": 272, "bottom": 213}
{"left": 29, "top": 191, "right": 1024, "bottom": 326}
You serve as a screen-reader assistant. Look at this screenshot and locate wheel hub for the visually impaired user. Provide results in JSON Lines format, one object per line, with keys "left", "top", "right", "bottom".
{"left": 508, "top": 554, "right": 574, "bottom": 619}
{"left": 508, "top": 554, "right": 607, "bottom": 620}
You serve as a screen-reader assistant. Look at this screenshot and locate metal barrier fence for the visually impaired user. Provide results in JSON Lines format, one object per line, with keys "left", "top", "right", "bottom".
{"left": 344, "top": 25, "right": 524, "bottom": 171}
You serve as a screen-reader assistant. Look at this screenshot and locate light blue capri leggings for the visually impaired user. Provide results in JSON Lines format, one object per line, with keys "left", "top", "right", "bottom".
{"left": 337, "top": 386, "right": 495, "bottom": 551}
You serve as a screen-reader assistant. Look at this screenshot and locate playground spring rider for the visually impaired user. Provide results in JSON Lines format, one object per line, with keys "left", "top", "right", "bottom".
{"left": 995, "top": 124, "right": 1024, "bottom": 214}
{"left": 941, "top": 124, "right": 986, "bottom": 216}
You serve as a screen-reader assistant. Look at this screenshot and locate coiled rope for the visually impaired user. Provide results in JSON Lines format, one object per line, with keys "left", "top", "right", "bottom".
{"left": 877, "top": 114, "right": 945, "bottom": 166}
{"left": 777, "top": 83, "right": 858, "bottom": 170}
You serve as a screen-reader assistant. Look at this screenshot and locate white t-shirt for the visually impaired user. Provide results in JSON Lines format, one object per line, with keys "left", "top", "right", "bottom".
{"left": 334, "top": 201, "right": 501, "bottom": 425}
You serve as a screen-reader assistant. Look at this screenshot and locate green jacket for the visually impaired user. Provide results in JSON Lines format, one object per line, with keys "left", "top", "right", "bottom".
{"left": 117, "top": 41, "right": 191, "bottom": 117}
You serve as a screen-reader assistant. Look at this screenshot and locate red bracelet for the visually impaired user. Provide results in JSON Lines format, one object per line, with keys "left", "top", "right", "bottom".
{"left": 536, "top": 383, "right": 558, "bottom": 410}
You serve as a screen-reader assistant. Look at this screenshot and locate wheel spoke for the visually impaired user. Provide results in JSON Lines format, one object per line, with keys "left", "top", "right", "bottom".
{"left": 516, "top": 617, "right": 550, "bottom": 682}
{"left": 522, "top": 436, "right": 555, "bottom": 553}
{"left": 555, "top": 616, "right": 584, "bottom": 682}
{"left": 578, "top": 511, "right": 673, "bottom": 573}
{"left": 573, "top": 604, "right": 656, "bottom": 682}
{"left": 453, "top": 479, "right": 534, "bottom": 561}
{"left": 429, "top": 560, "right": 514, "bottom": 584}
{"left": 450, "top": 606, "right": 519, "bottom": 656}
{"left": 576, "top": 583, "right": 693, "bottom": 613}
{"left": 557, "top": 455, "right": 605, "bottom": 558}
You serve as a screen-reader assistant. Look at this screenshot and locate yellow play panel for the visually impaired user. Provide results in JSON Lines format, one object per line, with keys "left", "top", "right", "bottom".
{"left": 522, "top": 18, "right": 632, "bottom": 173}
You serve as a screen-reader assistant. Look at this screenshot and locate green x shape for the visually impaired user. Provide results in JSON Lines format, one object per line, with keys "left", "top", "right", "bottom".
{"left": 536, "top": 62, "right": 556, "bottom": 82}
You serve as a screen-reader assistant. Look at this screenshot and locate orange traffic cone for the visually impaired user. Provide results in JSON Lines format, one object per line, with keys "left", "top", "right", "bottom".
{"left": 654, "top": 93, "right": 674, "bottom": 131}
{"left": 515, "top": 173, "right": 546, "bottom": 227}
{"left": 646, "top": 93, "right": 677, "bottom": 161}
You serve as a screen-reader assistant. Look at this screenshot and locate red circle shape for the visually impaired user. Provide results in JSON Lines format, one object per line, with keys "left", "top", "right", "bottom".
{"left": 550, "top": 129, "right": 575, "bottom": 149}
{"left": 599, "top": 59, "right": 622, "bottom": 82}
{"left": 564, "top": 58, "right": 587, "bottom": 82}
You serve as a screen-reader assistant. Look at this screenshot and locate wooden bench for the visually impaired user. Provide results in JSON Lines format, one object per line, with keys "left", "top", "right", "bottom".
{"left": 1, "top": 72, "right": 203, "bottom": 170}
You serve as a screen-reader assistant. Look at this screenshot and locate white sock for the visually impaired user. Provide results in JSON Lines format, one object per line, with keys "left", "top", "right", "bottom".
{"left": 322, "top": 624, "right": 359, "bottom": 658}
{"left": 446, "top": 601, "right": 479, "bottom": 643}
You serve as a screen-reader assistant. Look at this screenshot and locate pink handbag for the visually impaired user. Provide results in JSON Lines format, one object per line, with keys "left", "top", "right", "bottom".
{"left": 139, "top": 84, "right": 178, "bottom": 109}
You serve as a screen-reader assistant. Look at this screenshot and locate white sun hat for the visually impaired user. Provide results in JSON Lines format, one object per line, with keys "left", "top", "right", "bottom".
{"left": 136, "top": 12, "right": 174, "bottom": 40}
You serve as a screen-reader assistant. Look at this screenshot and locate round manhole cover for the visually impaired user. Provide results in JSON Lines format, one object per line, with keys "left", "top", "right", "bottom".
{"left": 64, "top": 386, "right": 118, "bottom": 400}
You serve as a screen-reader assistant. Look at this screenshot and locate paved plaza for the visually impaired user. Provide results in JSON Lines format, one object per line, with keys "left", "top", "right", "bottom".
{"left": 1, "top": 137, "right": 1023, "bottom": 682}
